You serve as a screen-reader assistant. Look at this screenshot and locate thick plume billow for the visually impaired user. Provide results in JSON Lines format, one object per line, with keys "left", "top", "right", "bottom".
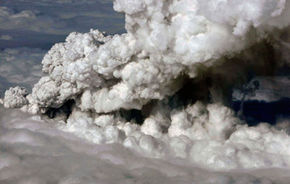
{"left": 2, "top": 0, "right": 290, "bottom": 170}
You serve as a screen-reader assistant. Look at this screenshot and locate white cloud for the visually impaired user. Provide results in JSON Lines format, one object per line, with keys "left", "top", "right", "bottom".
{"left": 0, "top": 106, "right": 290, "bottom": 184}
{"left": 0, "top": 35, "right": 12, "bottom": 40}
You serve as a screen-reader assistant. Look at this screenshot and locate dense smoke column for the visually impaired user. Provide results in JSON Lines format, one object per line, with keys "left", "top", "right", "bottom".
{"left": 2, "top": 0, "right": 290, "bottom": 115}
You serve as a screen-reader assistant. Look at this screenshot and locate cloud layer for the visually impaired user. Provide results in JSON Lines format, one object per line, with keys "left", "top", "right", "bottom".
{"left": 1, "top": 106, "right": 290, "bottom": 184}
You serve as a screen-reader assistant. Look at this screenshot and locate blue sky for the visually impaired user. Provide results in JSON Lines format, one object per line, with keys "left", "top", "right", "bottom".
{"left": 0, "top": 0, "right": 124, "bottom": 95}
{"left": 0, "top": 0, "right": 124, "bottom": 49}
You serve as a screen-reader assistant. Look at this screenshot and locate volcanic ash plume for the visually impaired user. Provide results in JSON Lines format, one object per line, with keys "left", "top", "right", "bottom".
{"left": 2, "top": 0, "right": 290, "bottom": 170}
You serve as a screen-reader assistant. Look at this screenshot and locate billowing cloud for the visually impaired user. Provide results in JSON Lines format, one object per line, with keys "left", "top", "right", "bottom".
{"left": 1, "top": 106, "right": 289, "bottom": 184}
{"left": 8, "top": 0, "right": 289, "bottom": 113}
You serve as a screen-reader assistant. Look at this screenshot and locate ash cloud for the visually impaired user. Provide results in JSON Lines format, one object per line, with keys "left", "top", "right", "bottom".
{"left": 2, "top": 0, "right": 290, "bottom": 179}
{"left": 7, "top": 0, "right": 290, "bottom": 113}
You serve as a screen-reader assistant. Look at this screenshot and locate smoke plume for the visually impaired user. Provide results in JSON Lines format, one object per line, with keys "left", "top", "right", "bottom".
{"left": 2, "top": 0, "right": 290, "bottom": 170}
